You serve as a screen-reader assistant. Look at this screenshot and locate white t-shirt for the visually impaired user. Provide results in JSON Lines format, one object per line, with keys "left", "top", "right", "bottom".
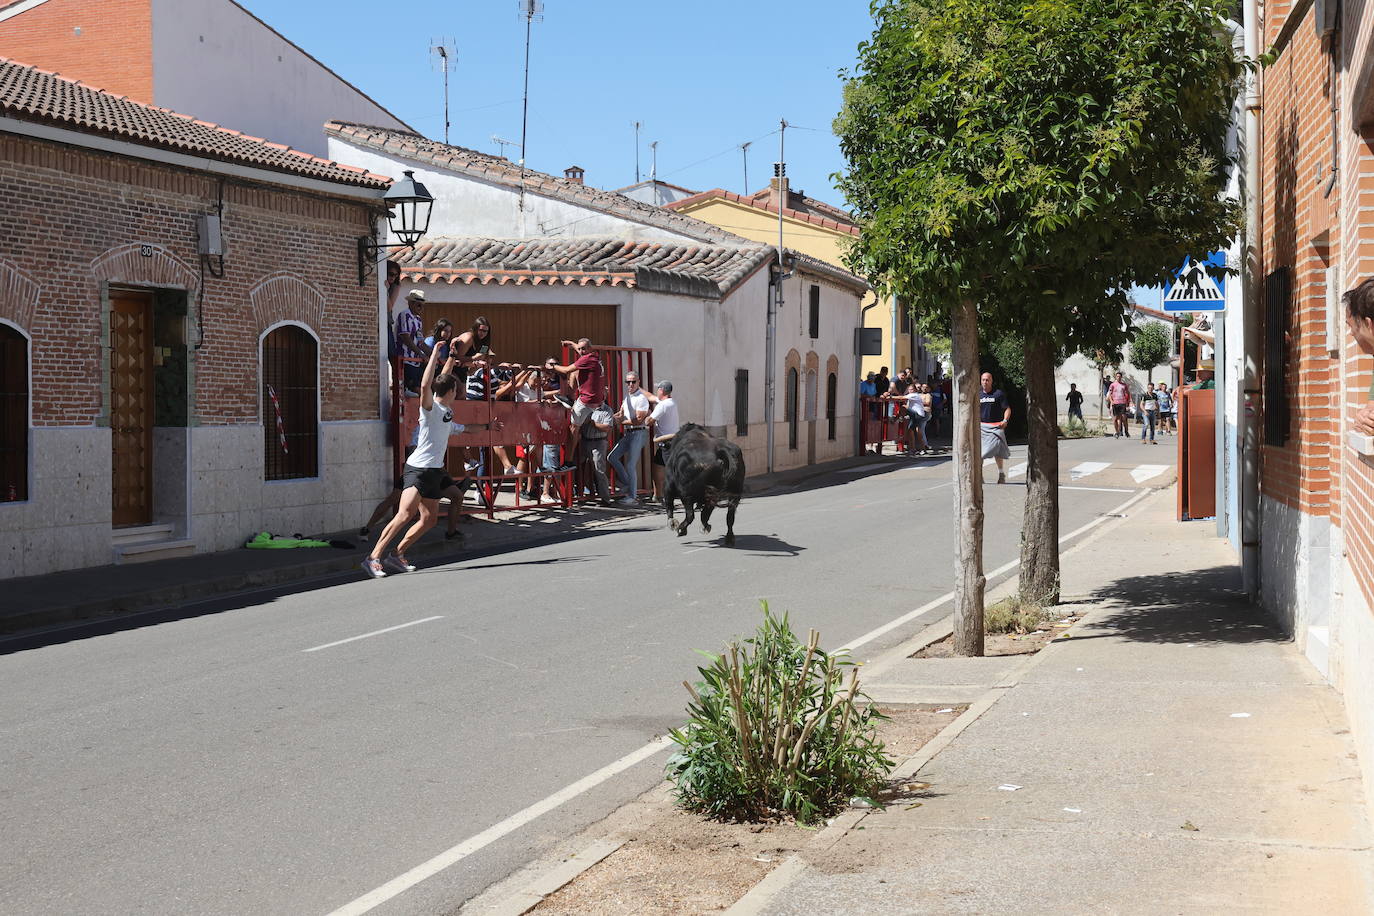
{"left": 906, "top": 390, "right": 927, "bottom": 417}
{"left": 650, "top": 397, "right": 680, "bottom": 437}
{"left": 621, "top": 389, "right": 651, "bottom": 426}
{"left": 514, "top": 384, "right": 539, "bottom": 402}
{"left": 408, "top": 399, "right": 455, "bottom": 469}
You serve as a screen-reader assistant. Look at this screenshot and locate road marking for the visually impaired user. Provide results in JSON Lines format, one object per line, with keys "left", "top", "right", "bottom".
{"left": 1007, "top": 461, "right": 1028, "bottom": 478}
{"left": 1069, "top": 461, "right": 1111, "bottom": 480}
{"left": 302, "top": 616, "right": 445, "bottom": 653}
{"left": 330, "top": 486, "right": 1157, "bottom": 913}
{"left": 326, "top": 735, "right": 675, "bottom": 916}
{"left": 1131, "top": 464, "right": 1170, "bottom": 484}
{"left": 840, "top": 487, "right": 1152, "bottom": 655}
{"left": 1061, "top": 485, "right": 1134, "bottom": 493}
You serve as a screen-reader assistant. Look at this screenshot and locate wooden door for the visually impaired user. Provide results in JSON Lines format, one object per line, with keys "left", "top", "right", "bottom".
{"left": 424, "top": 302, "right": 618, "bottom": 367}
{"left": 110, "top": 289, "right": 154, "bottom": 527}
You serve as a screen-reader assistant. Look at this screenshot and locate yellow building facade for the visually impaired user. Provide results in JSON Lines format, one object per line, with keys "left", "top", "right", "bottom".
{"left": 667, "top": 180, "right": 925, "bottom": 380}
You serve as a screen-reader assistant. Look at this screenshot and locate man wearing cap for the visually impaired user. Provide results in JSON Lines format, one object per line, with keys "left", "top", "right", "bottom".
{"left": 395, "top": 289, "right": 432, "bottom": 393}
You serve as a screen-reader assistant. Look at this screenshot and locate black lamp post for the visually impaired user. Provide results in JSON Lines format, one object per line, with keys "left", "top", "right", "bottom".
{"left": 357, "top": 170, "right": 436, "bottom": 286}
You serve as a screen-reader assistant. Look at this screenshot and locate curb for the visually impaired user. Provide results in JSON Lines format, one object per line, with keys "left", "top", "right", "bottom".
{"left": 724, "top": 487, "right": 1167, "bottom": 915}
{"left": 1, "top": 509, "right": 638, "bottom": 638}
{"left": 473, "top": 837, "right": 625, "bottom": 916}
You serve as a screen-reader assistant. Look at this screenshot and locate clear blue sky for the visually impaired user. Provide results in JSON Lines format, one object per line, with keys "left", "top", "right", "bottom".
{"left": 243, "top": 0, "right": 875, "bottom": 210}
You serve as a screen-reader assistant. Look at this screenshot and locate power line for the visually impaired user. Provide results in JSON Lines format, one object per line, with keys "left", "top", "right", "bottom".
{"left": 657, "top": 129, "right": 779, "bottom": 180}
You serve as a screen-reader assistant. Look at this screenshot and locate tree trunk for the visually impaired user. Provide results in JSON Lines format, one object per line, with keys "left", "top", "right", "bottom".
{"left": 1020, "top": 335, "right": 1061, "bottom": 605}
{"left": 951, "top": 297, "right": 985, "bottom": 656}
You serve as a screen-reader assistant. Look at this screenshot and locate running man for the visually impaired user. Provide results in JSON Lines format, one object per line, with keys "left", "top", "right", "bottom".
{"left": 1107, "top": 371, "right": 1132, "bottom": 438}
{"left": 362, "top": 344, "right": 484, "bottom": 578}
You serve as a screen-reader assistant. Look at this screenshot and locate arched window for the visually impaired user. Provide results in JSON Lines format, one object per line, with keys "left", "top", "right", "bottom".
{"left": 826, "top": 372, "right": 837, "bottom": 441}
{"left": 262, "top": 325, "right": 318, "bottom": 480}
{"left": 786, "top": 367, "right": 799, "bottom": 451}
{"left": 0, "top": 324, "right": 28, "bottom": 501}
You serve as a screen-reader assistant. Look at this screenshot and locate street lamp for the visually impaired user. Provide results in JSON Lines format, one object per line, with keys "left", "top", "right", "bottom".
{"left": 357, "top": 170, "right": 436, "bottom": 286}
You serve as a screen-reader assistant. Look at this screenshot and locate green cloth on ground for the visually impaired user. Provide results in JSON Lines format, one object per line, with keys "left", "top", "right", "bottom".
{"left": 244, "top": 532, "right": 332, "bottom": 549}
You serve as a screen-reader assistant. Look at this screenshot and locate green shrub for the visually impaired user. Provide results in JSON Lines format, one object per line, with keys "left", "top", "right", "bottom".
{"left": 985, "top": 596, "right": 1052, "bottom": 634}
{"left": 667, "top": 603, "right": 893, "bottom": 824}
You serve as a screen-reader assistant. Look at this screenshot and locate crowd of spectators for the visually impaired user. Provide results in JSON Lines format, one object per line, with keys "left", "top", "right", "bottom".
{"left": 860, "top": 365, "right": 951, "bottom": 456}
{"left": 362, "top": 273, "right": 681, "bottom": 552}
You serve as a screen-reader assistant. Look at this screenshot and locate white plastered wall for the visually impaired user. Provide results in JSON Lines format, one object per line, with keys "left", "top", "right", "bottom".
{"left": 153, "top": 0, "right": 409, "bottom": 157}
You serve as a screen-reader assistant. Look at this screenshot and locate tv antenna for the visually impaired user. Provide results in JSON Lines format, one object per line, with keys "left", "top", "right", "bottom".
{"left": 430, "top": 39, "right": 457, "bottom": 145}
{"left": 492, "top": 135, "right": 519, "bottom": 158}
{"left": 633, "top": 121, "right": 642, "bottom": 183}
{"left": 517, "top": 0, "right": 544, "bottom": 210}
{"left": 740, "top": 141, "right": 752, "bottom": 193}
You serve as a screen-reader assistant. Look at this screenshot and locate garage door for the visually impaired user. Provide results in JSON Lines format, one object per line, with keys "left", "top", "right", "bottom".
{"left": 424, "top": 302, "right": 618, "bottom": 366}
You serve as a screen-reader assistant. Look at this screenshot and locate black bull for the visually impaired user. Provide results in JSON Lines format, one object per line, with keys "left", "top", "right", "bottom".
{"left": 663, "top": 423, "right": 745, "bottom": 546}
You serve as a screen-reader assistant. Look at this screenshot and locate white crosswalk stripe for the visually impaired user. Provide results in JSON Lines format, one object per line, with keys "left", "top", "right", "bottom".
{"left": 1007, "top": 461, "right": 1028, "bottom": 478}
{"left": 1130, "top": 464, "right": 1170, "bottom": 484}
{"left": 1069, "top": 461, "right": 1112, "bottom": 480}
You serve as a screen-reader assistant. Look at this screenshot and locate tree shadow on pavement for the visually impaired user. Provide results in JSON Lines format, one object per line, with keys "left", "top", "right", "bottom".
{"left": 1078, "top": 566, "right": 1286, "bottom": 646}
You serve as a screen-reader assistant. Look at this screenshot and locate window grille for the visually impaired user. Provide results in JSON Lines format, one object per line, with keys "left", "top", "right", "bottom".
{"left": 734, "top": 369, "right": 749, "bottom": 436}
{"left": 262, "top": 325, "right": 319, "bottom": 480}
{"left": 0, "top": 325, "right": 27, "bottom": 500}
{"left": 826, "top": 372, "right": 837, "bottom": 440}
{"left": 808, "top": 285, "right": 820, "bottom": 339}
{"left": 786, "top": 367, "right": 799, "bottom": 450}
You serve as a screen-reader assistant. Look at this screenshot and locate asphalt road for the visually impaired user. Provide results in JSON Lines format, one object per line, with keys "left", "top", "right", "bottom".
{"left": 0, "top": 435, "right": 1176, "bottom": 916}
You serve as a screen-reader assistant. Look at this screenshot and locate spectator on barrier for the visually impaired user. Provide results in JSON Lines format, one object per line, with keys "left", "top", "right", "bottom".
{"left": 580, "top": 403, "right": 615, "bottom": 506}
{"left": 860, "top": 371, "right": 877, "bottom": 400}
{"left": 449, "top": 317, "right": 494, "bottom": 384}
{"left": 1189, "top": 359, "right": 1216, "bottom": 390}
{"left": 608, "top": 370, "right": 651, "bottom": 506}
{"left": 874, "top": 366, "right": 891, "bottom": 398}
{"left": 551, "top": 338, "right": 606, "bottom": 471}
{"left": 424, "top": 319, "right": 453, "bottom": 365}
{"left": 928, "top": 381, "right": 945, "bottom": 438}
{"left": 395, "top": 290, "right": 431, "bottom": 393}
{"left": 647, "top": 380, "right": 680, "bottom": 503}
{"left": 385, "top": 261, "right": 403, "bottom": 364}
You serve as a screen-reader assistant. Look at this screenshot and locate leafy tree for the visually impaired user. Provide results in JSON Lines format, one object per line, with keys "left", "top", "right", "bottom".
{"left": 836, "top": 0, "right": 1241, "bottom": 643}
{"left": 1129, "top": 321, "right": 1172, "bottom": 383}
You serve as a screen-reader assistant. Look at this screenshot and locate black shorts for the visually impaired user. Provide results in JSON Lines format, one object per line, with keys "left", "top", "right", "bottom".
{"left": 1111, "top": 404, "right": 1129, "bottom": 418}
{"left": 653, "top": 443, "right": 670, "bottom": 466}
{"left": 402, "top": 465, "right": 447, "bottom": 500}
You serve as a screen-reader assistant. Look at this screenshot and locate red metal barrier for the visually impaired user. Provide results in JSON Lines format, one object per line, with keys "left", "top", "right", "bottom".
{"left": 858, "top": 395, "right": 907, "bottom": 452}
{"left": 389, "top": 344, "right": 655, "bottom": 514}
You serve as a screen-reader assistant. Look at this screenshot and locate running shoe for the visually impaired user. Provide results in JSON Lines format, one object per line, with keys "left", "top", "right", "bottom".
{"left": 997, "top": 472, "right": 1007, "bottom": 484}
{"left": 383, "top": 555, "right": 416, "bottom": 573}
{"left": 360, "top": 557, "right": 387, "bottom": 579}
{"left": 553, "top": 393, "right": 574, "bottom": 408}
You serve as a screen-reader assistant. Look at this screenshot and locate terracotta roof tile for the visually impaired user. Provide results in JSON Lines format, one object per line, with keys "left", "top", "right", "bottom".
{"left": 399, "top": 236, "right": 776, "bottom": 299}
{"left": 666, "top": 187, "right": 861, "bottom": 237}
{"left": 324, "top": 122, "right": 747, "bottom": 245}
{"left": 0, "top": 57, "right": 390, "bottom": 190}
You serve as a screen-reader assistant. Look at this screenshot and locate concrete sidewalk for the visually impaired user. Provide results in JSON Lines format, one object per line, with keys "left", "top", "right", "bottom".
{"left": 746, "top": 490, "right": 1374, "bottom": 914}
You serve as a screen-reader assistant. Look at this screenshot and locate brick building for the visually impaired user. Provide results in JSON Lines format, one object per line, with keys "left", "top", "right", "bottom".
{"left": 1254, "top": 0, "right": 1374, "bottom": 813}
{"left": 0, "top": 58, "right": 394, "bottom": 576}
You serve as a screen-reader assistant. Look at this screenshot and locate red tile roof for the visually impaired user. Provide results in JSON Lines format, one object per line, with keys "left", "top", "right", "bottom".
{"left": 325, "top": 122, "right": 747, "bottom": 244}
{"left": 666, "top": 187, "right": 861, "bottom": 237}
{"left": 0, "top": 57, "right": 391, "bottom": 190}
{"left": 401, "top": 236, "right": 869, "bottom": 298}
{"left": 400, "top": 237, "right": 776, "bottom": 299}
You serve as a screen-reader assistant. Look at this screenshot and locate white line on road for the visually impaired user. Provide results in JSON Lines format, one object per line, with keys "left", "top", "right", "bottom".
{"left": 1069, "top": 461, "right": 1112, "bottom": 480}
{"left": 326, "top": 735, "right": 675, "bottom": 916}
{"left": 301, "top": 616, "right": 445, "bottom": 653}
{"left": 330, "top": 486, "right": 1157, "bottom": 913}
{"left": 1131, "top": 464, "right": 1170, "bottom": 484}
{"left": 1060, "top": 485, "right": 1133, "bottom": 493}
{"left": 1006, "top": 461, "right": 1028, "bottom": 478}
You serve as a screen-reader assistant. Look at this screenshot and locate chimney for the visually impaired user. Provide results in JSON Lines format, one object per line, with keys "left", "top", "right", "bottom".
{"left": 564, "top": 165, "right": 585, "bottom": 184}
{"left": 769, "top": 162, "right": 789, "bottom": 207}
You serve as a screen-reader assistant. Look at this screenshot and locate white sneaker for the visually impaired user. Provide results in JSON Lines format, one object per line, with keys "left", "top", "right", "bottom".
{"left": 383, "top": 555, "right": 416, "bottom": 574}
{"left": 361, "top": 557, "right": 387, "bottom": 579}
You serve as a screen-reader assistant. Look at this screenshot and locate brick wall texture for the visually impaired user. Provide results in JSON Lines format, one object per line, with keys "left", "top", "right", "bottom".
{"left": 1260, "top": 1, "right": 1374, "bottom": 605}
{"left": 0, "top": 0, "right": 154, "bottom": 101}
{"left": 0, "top": 131, "right": 381, "bottom": 428}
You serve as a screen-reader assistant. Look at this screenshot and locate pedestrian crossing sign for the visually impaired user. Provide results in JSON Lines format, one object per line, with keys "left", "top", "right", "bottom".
{"left": 1162, "top": 252, "right": 1227, "bottom": 312}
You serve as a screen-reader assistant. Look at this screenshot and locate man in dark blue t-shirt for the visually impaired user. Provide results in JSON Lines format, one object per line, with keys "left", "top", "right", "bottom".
{"left": 979, "top": 372, "right": 1012, "bottom": 483}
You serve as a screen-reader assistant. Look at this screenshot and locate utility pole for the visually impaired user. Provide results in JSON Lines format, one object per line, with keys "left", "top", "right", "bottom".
{"left": 765, "top": 118, "right": 788, "bottom": 474}
{"left": 517, "top": 0, "right": 544, "bottom": 213}
{"left": 740, "top": 141, "right": 751, "bottom": 193}
{"left": 430, "top": 40, "right": 456, "bottom": 145}
{"left": 633, "top": 121, "right": 642, "bottom": 183}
